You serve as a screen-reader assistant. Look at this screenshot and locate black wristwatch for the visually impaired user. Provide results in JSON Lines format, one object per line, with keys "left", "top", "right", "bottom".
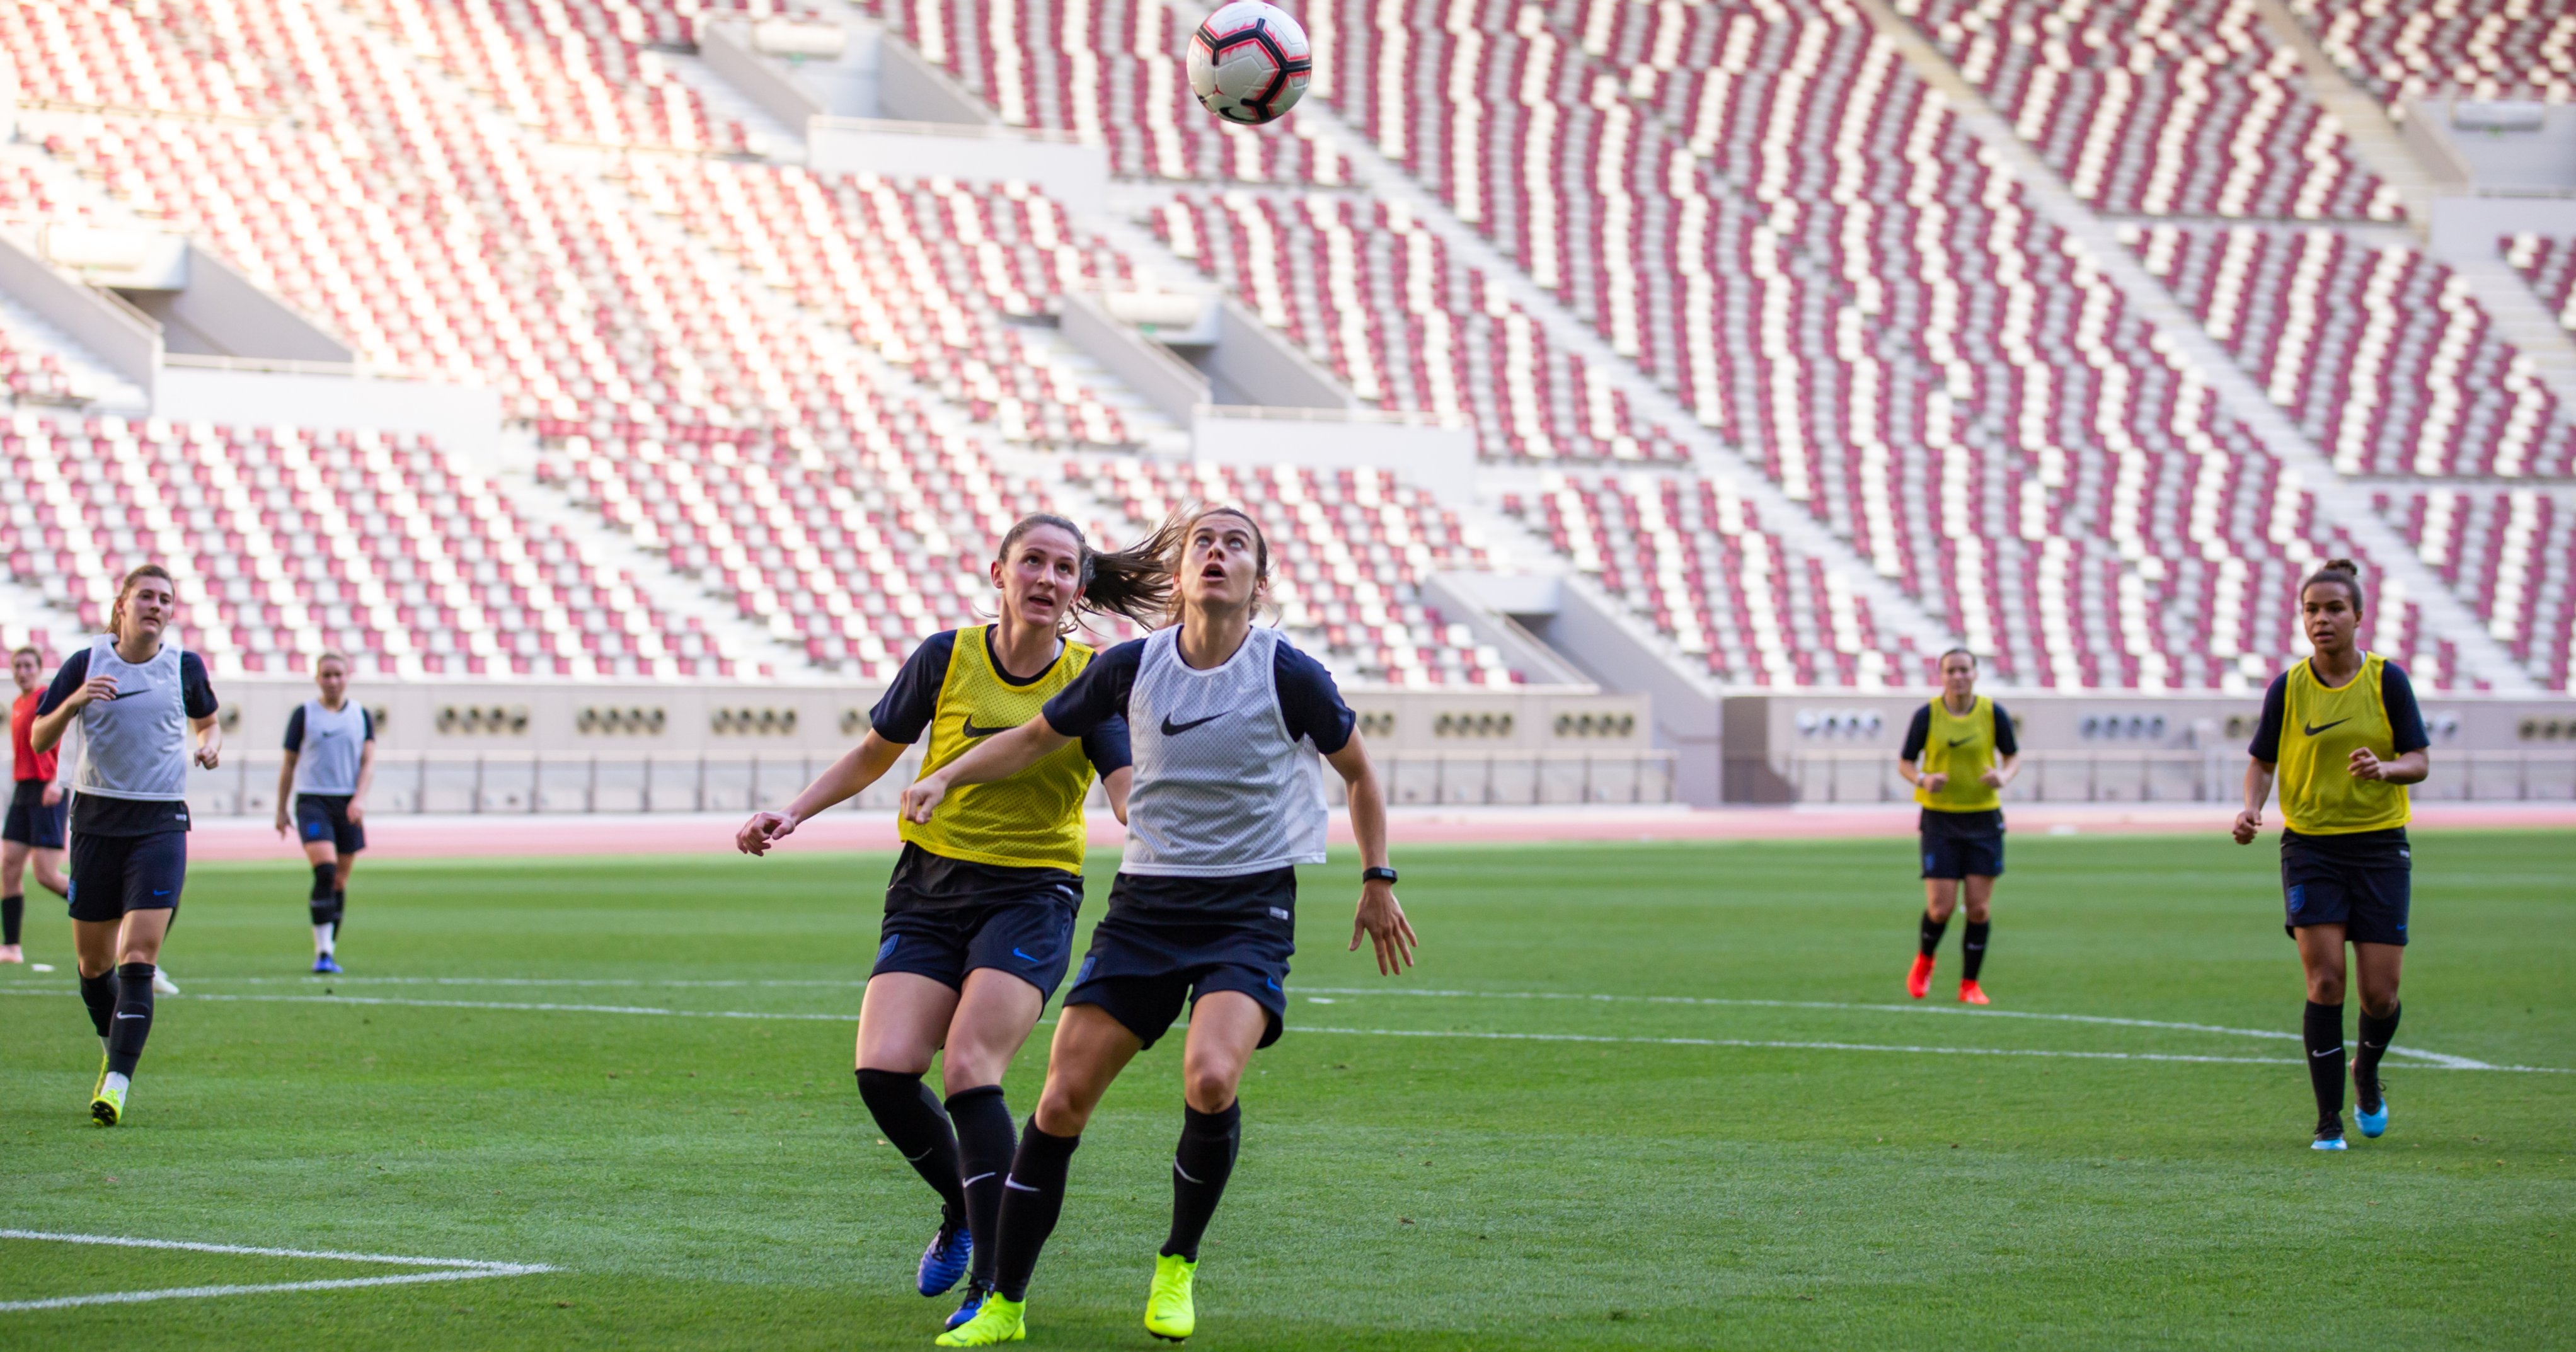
{"left": 1361, "top": 866, "right": 1398, "bottom": 885}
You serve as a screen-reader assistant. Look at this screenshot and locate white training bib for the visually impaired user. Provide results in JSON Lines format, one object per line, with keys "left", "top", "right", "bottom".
{"left": 1120, "top": 626, "right": 1330, "bottom": 878}
{"left": 74, "top": 634, "right": 190, "bottom": 802}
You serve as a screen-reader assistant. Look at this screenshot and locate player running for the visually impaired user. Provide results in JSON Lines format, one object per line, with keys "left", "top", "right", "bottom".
{"left": 739, "top": 514, "right": 1166, "bottom": 1330}
{"left": 6, "top": 645, "right": 72, "bottom": 963}
{"left": 2232, "top": 559, "right": 2429, "bottom": 1152}
{"left": 275, "top": 652, "right": 375, "bottom": 974}
{"left": 29, "top": 564, "right": 221, "bottom": 1126}
{"left": 910, "top": 504, "right": 1416, "bottom": 1348}
{"left": 1899, "top": 649, "right": 2019, "bottom": 1004}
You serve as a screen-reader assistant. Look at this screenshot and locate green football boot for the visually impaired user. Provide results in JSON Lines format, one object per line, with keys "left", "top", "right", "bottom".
{"left": 933, "top": 1292, "right": 1025, "bottom": 1346}
{"left": 91, "top": 1077, "right": 125, "bottom": 1128}
{"left": 1144, "top": 1252, "right": 1197, "bottom": 1341}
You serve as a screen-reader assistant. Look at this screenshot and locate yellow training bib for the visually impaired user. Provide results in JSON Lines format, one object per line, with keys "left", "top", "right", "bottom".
{"left": 1915, "top": 695, "right": 2003, "bottom": 813}
{"left": 2275, "top": 651, "right": 2410, "bottom": 835}
{"left": 899, "top": 626, "right": 1101, "bottom": 874}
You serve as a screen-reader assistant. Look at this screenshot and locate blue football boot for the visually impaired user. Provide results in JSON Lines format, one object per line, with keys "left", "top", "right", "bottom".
{"left": 918, "top": 1218, "right": 972, "bottom": 1297}
{"left": 312, "top": 954, "right": 343, "bottom": 975}
{"left": 2355, "top": 1077, "right": 2389, "bottom": 1140}
{"left": 946, "top": 1281, "right": 992, "bottom": 1330}
{"left": 2313, "top": 1115, "right": 2348, "bottom": 1151}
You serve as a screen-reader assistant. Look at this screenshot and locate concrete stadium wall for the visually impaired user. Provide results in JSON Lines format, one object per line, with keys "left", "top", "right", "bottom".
{"left": 120, "top": 247, "right": 354, "bottom": 364}
{"left": 1187, "top": 299, "right": 1354, "bottom": 411}
{"left": 1188, "top": 407, "right": 1478, "bottom": 505}
{"left": 152, "top": 366, "right": 512, "bottom": 473}
{"left": 875, "top": 37, "right": 999, "bottom": 127}
{"left": 808, "top": 118, "right": 1106, "bottom": 215}
{"left": 1060, "top": 292, "right": 1210, "bottom": 421}
{"left": 2408, "top": 98, "right": 2576, "bottom": 195}
{"left": 0, "top": 231, "right": 159, "bottom": 392}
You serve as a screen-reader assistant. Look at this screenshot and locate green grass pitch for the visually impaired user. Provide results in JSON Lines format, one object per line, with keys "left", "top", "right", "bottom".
{"left": 1, "top": 831, "right": 2571, "bottom": 1349}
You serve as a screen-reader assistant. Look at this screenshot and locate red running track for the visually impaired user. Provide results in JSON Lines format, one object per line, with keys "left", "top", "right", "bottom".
{"left": 183, "top": 802, "right": 2576, "bottom": 863}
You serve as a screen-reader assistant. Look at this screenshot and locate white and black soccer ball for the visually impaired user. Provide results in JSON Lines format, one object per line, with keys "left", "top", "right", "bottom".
{"left": 1186, "top": 1, "right": 1312, "bottom": 126}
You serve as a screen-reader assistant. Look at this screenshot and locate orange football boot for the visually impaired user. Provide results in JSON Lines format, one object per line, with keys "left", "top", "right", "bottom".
{"left": 1907, "top": 953, "right": 1935, "bottom": 1000}
{"left": 1958, "top": 980, "right": 1991, "bottom": 1005}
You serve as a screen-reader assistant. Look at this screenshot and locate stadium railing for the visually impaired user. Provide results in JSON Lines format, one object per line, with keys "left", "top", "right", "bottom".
{"left": 185, "top": 747, "right": 1680, "bottom": 816}
{"left": 1771, "top": 749, "right": 2576, "bottom": 805}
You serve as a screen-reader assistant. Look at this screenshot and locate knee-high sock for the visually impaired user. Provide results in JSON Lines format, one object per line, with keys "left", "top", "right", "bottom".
{"left": 2303, "top": 1000, "right": 2345, "bottom": 1124}
{"left": 78, "top": 970, "right": 117, "bottom": 1040}
{"left": 331, "top": 889, "right": 345, "bottom": 937}
{"left": 1918, "top": 912, "right": 1950, "bottom": 958}
{"left": 308, "top": 864, "right": 336, "bottom": 930}
{"left": 1162, "top": 1102, "right": 1243, "bottom": 1262}
{"left": 106, "top": 963, "right": 156, "bottom": 1077}
{"left": 2355, "top": 1003, "right": 2401, "bottom": 1094}
{"left": 992, "top": 1121, "right": 1080, "bottom": 1302}
{"left": 1961, "top": 921, "right": 1991, "bottom": 981}
{"left": 946, "top": 1085, "right": 1017, "bottom": 1287}
{"left": 856, "top": 1069, "right": 965, "bottom": 1223}
{"left": 2, "top": 893, "right": 22, "bottom": 946}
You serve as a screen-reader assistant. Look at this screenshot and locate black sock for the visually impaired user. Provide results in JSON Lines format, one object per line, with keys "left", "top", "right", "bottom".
{"left": 2303, "top": 1000, "right": 2345, "bottom": 1128}
{"left": 992, "top": 1120, "right": 1081, "bottom": 1302}
{"left": 2355, "top": 1003, "right": 2401, "bottom": 1106}
{"left": 1163, "top": 1101, "right": 1243, "bottom": 1262}
{"left": 2, "top": 893, "right": 21, "bottom": 946}
{"left": 308, "top": 865, "right": 336, "bottom": 929}
{"left": 106, "top": 962, "right": 155, "bottom": 1077}
{"left": 946, "top": 1085, "right": 1017, "bottom": 1288}
{"left": 332, "top": 890, "right": 346, "bottom": 937}
{"left": 1962, "top": 921, "right": 1991, "bottom": 981}
{"left": 78, "top": 970, "right": 118, "bottom": 1040}
{"left": 856, "top": 1068, "right": 965, "bottom": 1223}
{"left": 1918, "top": 912, "right": 1949, "bottom": 958}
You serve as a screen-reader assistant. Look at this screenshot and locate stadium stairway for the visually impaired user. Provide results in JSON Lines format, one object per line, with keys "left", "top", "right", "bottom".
{"left": 2249, "top": 0, "right": 2576, "bottom": 418}
{"left": 1853, "top": 0, "right": 2541, "bottom": 694}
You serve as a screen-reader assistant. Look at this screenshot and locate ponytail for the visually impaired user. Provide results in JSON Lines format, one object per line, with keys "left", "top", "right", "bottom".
{"left": 2301, "top": 558, "right": 2365, "bottom": 613}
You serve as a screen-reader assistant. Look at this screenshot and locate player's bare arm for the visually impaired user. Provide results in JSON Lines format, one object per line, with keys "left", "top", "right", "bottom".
{"left": 1102, "top": 765, "right": 1133, "bottom": 825}
{"left": 900, "top": 718, "right": 1074, "bottom": 824}
{"left": 349, "top": 736, "right": 376, "bottom": 824}
{"left": 740, "top": 730, "right": 909, "bottom": 854}
{"left": 1980, "top": 752, "right": 2020, "bottom": 790}
{"left": 2235, "top": 760, "right": 2276, "bottom": 844}
{"left": 1326, "top": 730, "right": 1414, "bottom": 975}
{"left": 274, "top": 749, "right": 301, "bottom": 837}
{"left": 191, "top": 713, "right": 221, "bottom": 770}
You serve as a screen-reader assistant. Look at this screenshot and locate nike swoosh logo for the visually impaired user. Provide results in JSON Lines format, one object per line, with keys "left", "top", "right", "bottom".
{"left": 1003, "top": 1177, "right": 1040, "bottom": 1193}
{"left": 105, "top": 689, "right": 147, "bottom": 701}
{"left": 151, "top": 890, "right": 171, "bottom": 897}
{"left": 962, "top": 1172, "right": 997, "bottom": 1188}
{"left": 903, "top": 1147, "right": 936, "bottom": 1164}
{"left": 1173, "top": 1162, "right": 1204, "bottom": 1184}
{"left": 960, "top": 718, "right": 1019, "bottom": 739}
{"left": 1012, "top": 948, "right": 1037, "bottom": 963}
{"left": 2302, "top": 718, "right": 2351, "bottom": 736}
{"left": 2309, "top": 1048, "right": 2340, "bottom": 1058}
{"left": 1945, "top": 736, "right": 1974, "bottom": 747}
{"left": 1159, "top": 713, "right": 1225, "bottom": 736}
{"left": 116, "top": 1012, "right": 147, "bottom": 1019}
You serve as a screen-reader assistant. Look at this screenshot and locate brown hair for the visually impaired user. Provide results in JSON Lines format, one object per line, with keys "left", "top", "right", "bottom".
{"left": 1937, "top": 648, "right": 1977, "bottom": 668}
{"left": 994, "top": 512, "right": 1173, "bottom": 631}
{"left": 2301, "top": 558, "right": 2365, "bottom": 613}
{"left": 108, "top": 564, "right": 176, "bottom": 633}
{"left": 316, "top": 650, "right": 352, "bottom": 672}
{"left": 9, "top": 646, "right": 38, "bottom": 664}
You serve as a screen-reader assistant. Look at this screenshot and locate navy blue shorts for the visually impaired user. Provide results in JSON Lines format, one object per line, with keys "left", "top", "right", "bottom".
{"left": 1920, "top": 809, "right": 2004, "bottom": 880}
{"left": 2282, "top": 828, "right": 2411, "bottom": 947}
{"left": 67, "top": 830, "right": 187, "bottom": 922}
{"left": 294, "top": 793, "right": 367, "bottom": 855}
{"left": 1065, "top": 868, "right": 1297, "bottom": 1051}
{"left": 871, "top": 845, "right": 1083, "bottom": 999}
{"left": 4, "top": 779, "right": 67, "bottom": 849}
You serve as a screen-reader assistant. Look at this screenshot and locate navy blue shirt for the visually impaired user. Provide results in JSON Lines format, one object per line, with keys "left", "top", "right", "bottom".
{"left": 1041, "top": 631, "right": 1357, "bottom": 755}
{"left": 2248, "top": 661, "right": 2429, "bottom": 764}
{"left": 869, "top": 628, "right": 1131, "bottom": 776}
{"left": 37, "top": 646, "right": 219, "bottom": 835}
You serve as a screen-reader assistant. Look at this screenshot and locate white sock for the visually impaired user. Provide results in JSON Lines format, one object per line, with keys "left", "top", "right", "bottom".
{"left": 313, "top": 924, "right": 335, "bottom": 956}
{"left": 103, "top": 1072, "right": 129, "bottom": 1095}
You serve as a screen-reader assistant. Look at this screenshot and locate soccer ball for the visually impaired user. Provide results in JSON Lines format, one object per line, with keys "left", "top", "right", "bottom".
{"left": 1186, "top": 2, "right": 1312, "bottom": 126}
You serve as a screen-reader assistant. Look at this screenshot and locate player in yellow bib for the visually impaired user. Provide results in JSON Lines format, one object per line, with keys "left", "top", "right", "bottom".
{"left": 737, "top": 514, "right": 1169, "bottom": 1327}
{"left": 2233, "top": 559, "right": 2430, "bottom": 1152}
{"left": 1899, "top": 649, "right": 2019, "bottom": 1004}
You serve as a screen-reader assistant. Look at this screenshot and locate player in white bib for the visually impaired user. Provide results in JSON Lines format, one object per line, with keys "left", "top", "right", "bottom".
{"left": 29, "top": 564, "right": 222, "bottom": 1126}
{"left": 275, "top": 651, "right": 376, "bottom": 973}
{"left": 906, "top": 505, "right": 1417, "bottom": 1347}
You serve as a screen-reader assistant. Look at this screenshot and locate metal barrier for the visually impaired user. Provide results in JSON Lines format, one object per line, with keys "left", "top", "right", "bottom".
{"left": 187, "top": 747, "right": 1679, "bottom": 817}
{"left": 1766, "top": 749, "right": 2576, "bottom": 805}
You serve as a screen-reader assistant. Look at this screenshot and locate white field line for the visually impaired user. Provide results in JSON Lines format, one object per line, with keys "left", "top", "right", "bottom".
{"left": 1, "top": 987, "right": 2561, "bottom": 1072}
{"left": 0, "top": 1230, "right": 553, "bottom": 1314}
